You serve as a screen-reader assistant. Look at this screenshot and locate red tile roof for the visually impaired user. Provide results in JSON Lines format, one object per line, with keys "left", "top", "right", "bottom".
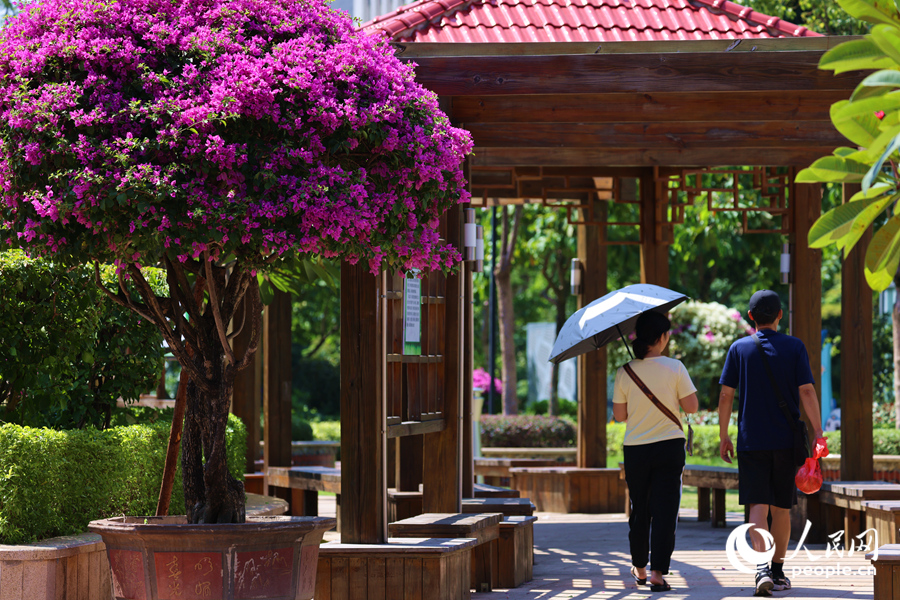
{"left": 361, "top": 0, "right": 819, "bottom": 43}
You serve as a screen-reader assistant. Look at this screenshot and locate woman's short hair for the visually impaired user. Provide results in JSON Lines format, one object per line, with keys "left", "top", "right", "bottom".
{"left": 631, "top": 311, "right": 671, "bottom": 360}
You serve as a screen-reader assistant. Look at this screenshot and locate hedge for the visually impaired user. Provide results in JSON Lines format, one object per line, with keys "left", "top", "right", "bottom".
{"left": 480, "top": 415, "right": 576, "bottom": 448}
{"left": 0, "top": 414, "right": 246, "bottom": 544}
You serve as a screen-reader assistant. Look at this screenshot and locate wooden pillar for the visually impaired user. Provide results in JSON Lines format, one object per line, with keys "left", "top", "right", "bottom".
{"left": 340, "top": 263, "right": 387, "bottom": 543}
{"left": 232, "top": 297, "right": 262, "bottom": 474}
{"left": 423, "top": 205, "right": 463, "bottom": 512}
{"left": 263, "top": 290, "right": 292, "bottom": 502}
{"left": 577, "top": 199, "right": 608, "bottom": 469}
{"left": 840, "top": 183, "right": 874, "bottom": 481}
{"left": 639, "top": 168, "right": 670, "bottom": 287}
{"left": 463, "top": 262, "right": 475, "bottom": 498}
{"left": 791, "top": 182, "right": 823, "bottom": 435}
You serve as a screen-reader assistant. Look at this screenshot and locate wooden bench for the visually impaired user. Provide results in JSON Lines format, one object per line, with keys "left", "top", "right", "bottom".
{"left": 867, "top": 544, "right": 900, "bottom": 599}
{"left": 496, "top": 516, "right": 537, "bottom": 589}
{"left": 267, "top": 465, "right": 341, "bottom": 525}
{"left": 683, "top": 465, "right": 742, "bottom": 528}
{"left": 820, "top": 481, "right": 900, "bottom": 541}
{"left": 474, "top": 458, "right": 560, "bottom": 487}
{"left": 462, "top": 497, "right": 536, "bottom": 517}
{"left": 473, "top": 482, "right": 520, "bottom": 498}
{"left": 509, "top": 466, "right": 625, "bottom": 513}
{"left": 316, "top": 537, "right": 477, "bottom": 600}
{"left": 863, "top": 500, "right": 900, "bottom": 545}
{"left": 388, "top": 489, "right": 424, "bottom": 522}
{"left": 389, "top": 513, "right": 502, "bottom": 593}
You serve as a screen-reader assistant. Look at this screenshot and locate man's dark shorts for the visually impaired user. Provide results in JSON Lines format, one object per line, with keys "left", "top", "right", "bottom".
{"left": 737, "top": 448, "right": 797, "bottom": 509}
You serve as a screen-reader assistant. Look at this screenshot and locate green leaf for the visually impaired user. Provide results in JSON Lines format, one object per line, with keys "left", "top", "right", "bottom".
{"left": 863, "top": 132, "right": 900, "bottom": 191}
{"left": 865, "top": 215, "right": 900, "bottom": 290}
{"left": 819, "top": 38, "right": 894, "bottom": 74}
{"left": 838, "top": 192, "right": 897, "bottom": 257}
{"left": 871, "top": 24, "right": 900, "bottom": 64}
{"left": 808, "top": 191, "right": 894, "bottom": 248}
{"left": 858, "top": 69, "right": 900, "bottom": 91}
{"left": 836, "top": 0, "right": 900, "bottom": 27}
{"left": 258, "top": 275, "right": 274, "bottom": 305}
{"left": 831, "top": 100, "right": 882, "bottom": 147}
{"left": 796, "top": 155, "right": 871, "bottom": 183}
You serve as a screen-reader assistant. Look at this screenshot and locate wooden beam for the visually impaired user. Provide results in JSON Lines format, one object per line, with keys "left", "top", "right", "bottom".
{"left": 577, "top": 200, "right": 608, "bottom": 469}
{"left": 423, "top": 204, "right": 464, "bottom": 512}
{"left": 840, "top": 183, "right": 874, "bottom": 481}
{"left": 791, "top": 181, "right": 823, "bottom": 439}
{"left": 469, "top": 147, "right": 839, "bottom": 168}
{"left": 639, "top": 168, "right": 669, "bottom": 287}
{"left": 411, "top": 52, "right": 860, "bottom": 97}
{"left": 232, "top": 296, "right": 262, "bottom": 474}
{"left": 393, "top": 37, "right": 853, "bottom": 59}
{"left": 463, "top": 121, "right": 844, "bottom": 149}
{"left": 450, "top": 91, "right": 847, "bottom": 124}
{"left": 340, "top": 264, "right": 387, "bottom": 543}
{"left": 263, "top": 290, "right": 293, "bottom": 501}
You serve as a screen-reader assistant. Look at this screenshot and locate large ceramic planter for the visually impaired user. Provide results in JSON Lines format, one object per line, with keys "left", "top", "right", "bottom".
{"left": 88, "top": 515, "right": 334, "bottom": 600}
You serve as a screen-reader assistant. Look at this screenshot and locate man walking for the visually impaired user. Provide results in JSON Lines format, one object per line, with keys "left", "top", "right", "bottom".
{"left": 718, "top": 290, "right": 823, "bottom": 596}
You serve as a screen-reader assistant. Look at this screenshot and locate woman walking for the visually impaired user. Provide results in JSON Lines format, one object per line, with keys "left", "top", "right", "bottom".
{"left": 613, "top": 311, "right": 699, "bottom": 592}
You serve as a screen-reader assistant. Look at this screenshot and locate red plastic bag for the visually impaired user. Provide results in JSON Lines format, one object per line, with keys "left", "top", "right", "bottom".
{"left": 795, "top": 437, "right": 829, "bottom": 494}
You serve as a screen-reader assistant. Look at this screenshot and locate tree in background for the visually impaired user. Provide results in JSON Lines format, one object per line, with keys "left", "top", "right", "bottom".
{"left": 795, "top": 0, "right": 900, "bottom": 427}
{"left": 519, "top": 208, "right": 577, "bottom": 415}
{"left": 495, "top": 205, "right": 524, "bottom": 414}
{"left": 0, "top": 0, "right": 471, "bottom": 522}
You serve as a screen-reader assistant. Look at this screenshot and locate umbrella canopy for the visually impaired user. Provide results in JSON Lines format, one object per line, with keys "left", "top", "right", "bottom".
{"left": 548, "top": 284, "right": 688, "bottom": 364}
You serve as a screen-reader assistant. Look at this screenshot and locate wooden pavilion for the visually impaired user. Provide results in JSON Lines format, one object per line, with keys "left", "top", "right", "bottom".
{"left": 234, "top": 0, "right": 877, "bottom": 596}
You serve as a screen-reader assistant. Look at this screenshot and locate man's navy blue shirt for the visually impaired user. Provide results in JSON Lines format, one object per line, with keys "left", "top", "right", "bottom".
{"left": 719, "top": 329, "right": 814, "bottom": 452}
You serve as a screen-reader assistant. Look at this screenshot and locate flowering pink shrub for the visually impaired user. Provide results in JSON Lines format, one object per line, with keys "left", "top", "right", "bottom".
{"left": 0, "top": 0, "right": 471, "bottom": 524}
{"left": 0, "top": 0, "right": 472, "bottom": 274}
{"left": 472, "top": 367, "right": 502, "bottom": 394}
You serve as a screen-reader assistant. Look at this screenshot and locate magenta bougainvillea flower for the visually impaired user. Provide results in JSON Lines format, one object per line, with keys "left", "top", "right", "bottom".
{"left": 0, "top": 0, "right": 472, "bottom": 274}
{"left": 0, "top": 0, "right": 471, "bottom": 524}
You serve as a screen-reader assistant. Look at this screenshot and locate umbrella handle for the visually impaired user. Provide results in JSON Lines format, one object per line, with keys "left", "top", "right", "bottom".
{"left": 616, "top": 324, "right": 635, "bottom": 360}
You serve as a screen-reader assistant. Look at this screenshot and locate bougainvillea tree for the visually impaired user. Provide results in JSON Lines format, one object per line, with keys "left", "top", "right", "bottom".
{"left": 0, "top": 0, "right": 471, "bottom": 523}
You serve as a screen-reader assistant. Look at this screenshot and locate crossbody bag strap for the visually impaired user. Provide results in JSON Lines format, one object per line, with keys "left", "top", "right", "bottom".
{"left": 623, "top": 363, "right": 682, "bottom": 429}
{"left": 751, "top": 333, "right": 799, "bottom": 433}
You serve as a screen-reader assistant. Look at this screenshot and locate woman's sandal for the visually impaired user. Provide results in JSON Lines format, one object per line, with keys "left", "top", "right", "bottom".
{"left": 630, "top": 567, "right": 647, "bottom": 586}
{"left": 649, "top": 580, "right": 671, "bottom": 592}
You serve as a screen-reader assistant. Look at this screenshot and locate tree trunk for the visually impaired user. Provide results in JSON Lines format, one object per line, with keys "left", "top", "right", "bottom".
{"left": 182, "top": 363, "right": 246, "bottom": 524}
{"left": 495, "top": 205, "right": 522, "bottom": 415}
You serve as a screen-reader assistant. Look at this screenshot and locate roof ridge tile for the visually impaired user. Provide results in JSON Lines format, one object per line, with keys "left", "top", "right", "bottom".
{"left": 361, "top": 0, "right": 820, "bottom": 42}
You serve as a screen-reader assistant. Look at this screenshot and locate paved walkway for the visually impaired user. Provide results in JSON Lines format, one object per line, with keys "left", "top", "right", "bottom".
{"left": 475, "top": 509, "right": 874, "bottom": 600}
{"left": 317, "top": 497, "right": 874, "bottom": 599}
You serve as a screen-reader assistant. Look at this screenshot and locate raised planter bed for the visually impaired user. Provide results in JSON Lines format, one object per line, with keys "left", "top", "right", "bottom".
{"left": 821, "top": 455, "right": 900, "bottom": 483}
{"left": 0, "top": 493, "right": 290, "bottom": 600}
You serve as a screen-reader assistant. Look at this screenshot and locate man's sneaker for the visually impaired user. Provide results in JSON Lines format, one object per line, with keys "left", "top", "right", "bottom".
{"left": 772, "top": 575, "right": 791, "bottom": 591}
{"left": 754, "top": 568, "right": 774, "bottom": 597}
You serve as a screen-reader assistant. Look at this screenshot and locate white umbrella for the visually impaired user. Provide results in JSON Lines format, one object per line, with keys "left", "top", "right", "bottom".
{"left": 548, "top": 283, "right": 688, "bottom": 364}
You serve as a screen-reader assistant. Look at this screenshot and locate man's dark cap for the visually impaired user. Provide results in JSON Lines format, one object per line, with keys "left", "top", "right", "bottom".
{"left": 748, "top": 290, "right": 782, "bottom": 321}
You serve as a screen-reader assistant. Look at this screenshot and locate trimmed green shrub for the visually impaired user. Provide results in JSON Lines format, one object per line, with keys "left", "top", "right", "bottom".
{"left": 312, "top": 420, "right": 341, "bottom": 442}
{"left": 0, "top": 414, "right": 246, "bottom": 544}
{"left": 824, "top": 430, "right": 900, "bottom": 455}
{"left": 0, "top": 251, "right": 166, "bottom": 429}
{"left": 607, "top": 422, "right": 738, "bottom": 460}
{"left": 480, "top": 415, "right": 576, "bottom": 448}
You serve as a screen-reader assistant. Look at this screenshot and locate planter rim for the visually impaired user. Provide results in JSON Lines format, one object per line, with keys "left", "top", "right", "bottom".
{"left": 87, "top": 514, "right": 335, "bottom": 536}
